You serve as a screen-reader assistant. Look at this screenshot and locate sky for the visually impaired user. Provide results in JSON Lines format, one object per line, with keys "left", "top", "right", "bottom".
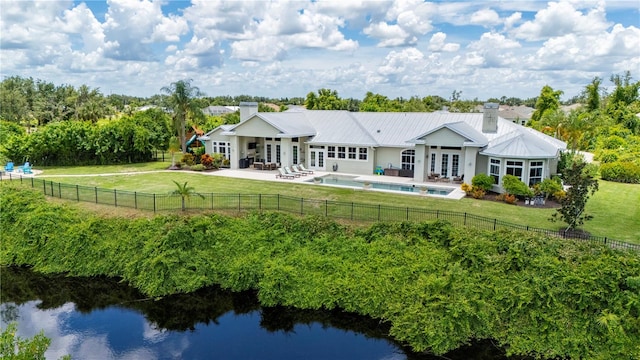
{"left": 1, "top": 0, "right": 639, "bottom": 101}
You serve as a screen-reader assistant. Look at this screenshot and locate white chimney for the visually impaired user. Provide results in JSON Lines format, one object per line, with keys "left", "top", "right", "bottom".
{"left": 239, "top": 102, "right": 258, "bottom": 122}
{"left": 482, "top": 102, "right": 499, "bottom": 133}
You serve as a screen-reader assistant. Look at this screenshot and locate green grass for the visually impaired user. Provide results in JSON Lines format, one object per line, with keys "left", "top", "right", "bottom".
{"left": 31, "top": 165, "right": 640, "bottom": 243}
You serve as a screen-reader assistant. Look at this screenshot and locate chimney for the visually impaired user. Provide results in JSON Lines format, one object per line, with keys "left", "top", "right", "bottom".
{"left": 482, "top": 102, "right": 499, "bottom": 133}
{"left": 239, "top": 102, "right": 258, "bottom": 122}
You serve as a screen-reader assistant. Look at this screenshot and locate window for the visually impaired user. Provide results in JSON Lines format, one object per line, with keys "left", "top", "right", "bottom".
{"left": 441, "top": 154, "right": 449, "bottom": 177}
{"left": 348, "top": 147, "right": 357, "bottom": 159}
{"left": 401, "top": 149, "right": 415, "bottom": 170}
{"left": 506, "top": 160, "right": 524, "bottom": 180}
{"left": 327, "top": 146, "right": 336, "bottom": 158}
{"left": 338, "top": 146, "right": 346, "bottom": 159}
{"left": 293, "top": 145, "right": 298, "bottom": 165}
{"left": 292, "top": 137, "right": 299, "bottom": 142}
{"left": 529, "top": 161, "right": 544, "bottom": 186}
{"left": 430, "top": 153, "right": 436, "bottom": 173}
{"left": 490, "top": 158, "right": 501, "bottom": 184}
{"left": 212, "top": 141, "right": 230, "bottom": 159}
{"left": 359, "top": 148, "right": 367, "bottom": 160}
{"left": 451, "top": 154, "right": 460, "bottom": 177}
{"left": 276, "top": 144, "right": 281, "bottom": 164}
{"left": 266, "top": 144, "right": 272, "bottom": 162}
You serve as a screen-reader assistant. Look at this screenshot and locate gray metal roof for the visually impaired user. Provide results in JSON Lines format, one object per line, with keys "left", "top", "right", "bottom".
{"left": 209, "top": 109, "right": 566, "bottom": 159}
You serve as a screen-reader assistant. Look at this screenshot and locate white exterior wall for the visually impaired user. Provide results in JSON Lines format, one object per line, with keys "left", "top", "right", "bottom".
{"left": 233, "top": 117, "right": 280, "bottom": 137}
{"left": 375, "top": 147, "right": 404, "bottom": 169}
{"left": 324, "top": 152, "right": 374, "bottom": 174}
{"left": 464, "top": 147, "right": 479, "bottom": 182}
{"left": 423, "top": 128, "right": 467, "bottom": 147}
{"left": 203, "top": 131, "right": 231, "bottom": 155}
{"left": 413, "top": 145, "right": 426, "bottom": 182}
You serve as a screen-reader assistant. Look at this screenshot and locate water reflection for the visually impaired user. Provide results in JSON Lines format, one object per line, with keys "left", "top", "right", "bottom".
{"left": 1, "top": 267, "right": 525, "bottom": 360}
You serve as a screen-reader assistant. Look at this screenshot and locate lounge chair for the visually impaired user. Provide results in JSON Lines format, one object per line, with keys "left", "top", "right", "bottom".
{"left": 4, "top": 162, "right": 14, "bottom": 172}
{"left": 292, "top": 164, "right": 312, "bottom": 175}
{"left": 254, "top": 162, "right": 264, "bottom": 170}
{"left": 427, "top": 173, "right": 439, "bottom": 181}
{"left": 453, "top": 174, "right": 463, "bottom": 184}
{"left": 298, "top": 163, "right": 314, "bottom": 174}
{"left": 284, "top": 166, "right": 302, "bottom": 177}
{"left": 276, "top": 167, "right": 295, "bottom": 179}
{"left": 22, "top": 162, "right": 32, "bottom": 174}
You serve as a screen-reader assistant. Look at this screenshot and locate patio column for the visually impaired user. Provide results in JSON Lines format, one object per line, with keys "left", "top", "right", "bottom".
{"left": 280, "top": 138, "right": 292, "bottom": 166}
{"left": 230, "top": 136, "right": 240, "bottom": 170}
{"left": 464, "top": 147, "right": 478, "bottom": 181}
{"left": 413, "top": 144, "right": 426, "bottom": 182}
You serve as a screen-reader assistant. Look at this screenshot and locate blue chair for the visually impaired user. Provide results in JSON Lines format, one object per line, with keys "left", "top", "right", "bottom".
{"left": 4, "top": 162, "right": 14, "bottom": 172}
{"left": 22, "top": 162, "right": 32, "bottom": 174}
{"left": 374, "top": 166, "right": 384, "bottom": 175}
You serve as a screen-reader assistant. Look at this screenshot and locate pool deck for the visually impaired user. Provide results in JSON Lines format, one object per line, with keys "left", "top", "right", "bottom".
{"left": 207, "top": 168, "right": 466, "bottom": 200}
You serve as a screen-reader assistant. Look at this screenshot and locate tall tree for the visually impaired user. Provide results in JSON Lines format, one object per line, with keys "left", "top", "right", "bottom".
{"left": 161, "top": 80, "right": 204, "bottom": 153}
{"left": 531, "top": 85, "right": 563, "bottom": 122}
{"left": 551, "top": 157, "right": 599, "bottom": 231}
{"left": 583, "top": 77, "right": 602, "bottom": 112}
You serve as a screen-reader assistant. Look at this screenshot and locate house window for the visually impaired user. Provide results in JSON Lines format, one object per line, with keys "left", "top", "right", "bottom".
{"left": 327, "top": 146, "right": 336, "bottom": 158}
{"left": 359, "top": 148, "right": 367, "bottom": 160}
{"left": 430, "top": 153, "right": 436, "bottom": 173}
{"left": 213, "top": 141, "right": 230, "bottom": 159}
{"left": 276, "top": 145, "right": 281, "bottom": 164}
{"left": 348, "top": 147, "right": 357, "bottom": 159}
{"left": 490, "top": 158, "right": 501, "bottom": 184}
{"left": 452, "top": 154, "right": 460, "bottom": 177}
{"left": 266, "top": 144, "right": 272, "bottom": 162}
{"left": 506, "top": 160, "right": 524, "bottom": 181}
{"left": 338, "top": 146, "right": 346, "bottom": 159}
{"left": 401, "top": 149, "right": 415, "bottom": 170}
{"left": 293, "top": 145, "right": 298, "bottom": 165}
{"left": 292, "top": 137, "right": 299, "bottom": 142}
{"left": 441, "top": 154, "right": 449, "bottom": 177}
{"left": 529, "top": 161, "right": 544, "bottom": 186}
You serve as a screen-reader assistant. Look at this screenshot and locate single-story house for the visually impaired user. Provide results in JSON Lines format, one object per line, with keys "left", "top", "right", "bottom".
{"left": 199, "top": 102, "right": 566, "bottom": 193}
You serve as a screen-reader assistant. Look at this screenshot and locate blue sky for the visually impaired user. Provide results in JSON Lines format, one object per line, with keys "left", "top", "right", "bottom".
{"left": 1, "top": 1, "right": 638, "bottom": 101}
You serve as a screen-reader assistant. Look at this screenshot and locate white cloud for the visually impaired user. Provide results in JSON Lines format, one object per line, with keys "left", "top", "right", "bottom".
{"left": 377, "top": 48, "right": 425, "bottom": 76}
{"left": 428, "top": 32, "right": 460, "bottom": 52}
{"left": 469, "top": 9, "right": 501, "bottom": 26}
{"left": 512, "top": 1, "right": 611, "bottom": 41}
{"left": 364, "top": 22, "right": 413, "bottom": 47}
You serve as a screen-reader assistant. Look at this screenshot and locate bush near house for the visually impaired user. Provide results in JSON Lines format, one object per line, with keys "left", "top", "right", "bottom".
{"left": 471, "top": 173, "right": 494, "bottom": 191}
{"left": 600, "top": 161, "right": 640, "bottom": 184}
{"left": 502, "top": 175, "right": 534, "bottom": 199}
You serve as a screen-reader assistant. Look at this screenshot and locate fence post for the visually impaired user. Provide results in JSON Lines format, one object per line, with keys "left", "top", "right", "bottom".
{"left": 134, "top": 192, "right": 137, "bottom": 209}
{"left": 464, "top": 212, "right": 467, "bottom": 226}
{"left": 50, "top": 182, "right": 54, "bottom": 197}
{"left": 238, "top": 194, "right": 241, "bottom": 212}
{"left": 114, "top": 189, "right": 117, "bottom": 207}
{"left": 43, "top": 180, "right": 46, "bottom": 194}
{"left": 211, "top": 193, "right": 214, "bottom": 210}
{"left": 300, "top": 198, "right": 303, "bottom": 215}
{"left": 493, "top": 219, "right": 497, "bottom": 231}
{"left": 325, "top": 200, "right": 328, "bottom": 217}
{"left": 406, "top": 207, "right": 409, "bottom": 221}
{"left": 604, "top": 237, "right": 607, "bottom": 244}
{"left": 378, "top": 204, "right": 381, "bottom": 221}
{"left": 76, "top": 185, "right": 79, "bottom": 201}
{"left": 31, "top": 177, "right": 34, "bottom": 188}
{"left": 153, "top": 193, "right": 156, "bottom": 213}
{"left": 277, "top": 194, "right": 280, "bottom": 211}
{"left": 436, "top": 210, "right": 439, "bottom": 219}
{"left": 259, "top": 194, "right": 262, "bottom": 210}
{"left": 351, "top": 202, "right": 354, "bottom": 221}
{"left": 95, "top": 187, "right": 98, "bottom": 203}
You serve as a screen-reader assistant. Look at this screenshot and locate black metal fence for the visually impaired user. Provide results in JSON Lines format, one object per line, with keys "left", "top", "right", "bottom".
{"left": 2, "top": 173, "right": 638, "bottom": 252}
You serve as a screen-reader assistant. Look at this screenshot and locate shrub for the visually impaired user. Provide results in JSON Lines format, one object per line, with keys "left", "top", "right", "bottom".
{"left": 471, "top": 173, "right": 494, "bottom": 191}
{"left": 553, "top": 190, "right": 567, "bottom": 201}
{"left": 181, "top": 153, "right": 195, "bottom": 166}
{"left": 504, "top": 194, "right": 517, "bottom": 204}
{"left": 600, "top": 161, "right": 640, "bottom": 184}
{"left": 200, "top": 154, "right": 214, "bottom": 168}
{"left": 538, "top": 178, "right": 563, "bottom": 200}
{"left": 460, "top": 183, "right": 472, "bottom": 195}
{"left": 211, "top": 153, "right": 225, "bottom": 169}
{"left": 502, "top": 175, "right": 533, "bottom": 198}
{"left": 190, "top": 164, "right": 205, "bottom": 171}
{"left": 471, "top": 187, "right": 485, "bottom": 199}
{"left": 595, "top": 149, "right": 619, "bottom": 163}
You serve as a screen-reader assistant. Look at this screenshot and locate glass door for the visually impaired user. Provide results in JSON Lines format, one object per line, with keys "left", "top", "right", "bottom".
{"left": 309, "top": 148, "right": 325, "bottom": 170}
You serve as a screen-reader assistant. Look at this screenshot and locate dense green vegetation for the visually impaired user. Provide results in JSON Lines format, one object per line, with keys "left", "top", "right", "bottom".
{"left": 2, "top": 186, "right": 638, "bottom": 358}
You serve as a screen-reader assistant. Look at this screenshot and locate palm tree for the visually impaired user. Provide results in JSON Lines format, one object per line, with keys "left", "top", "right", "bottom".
{"left": 167, "top": 136, "right": 181, "bottom": 170}
{"left": 171, "top": 180, "right": 205, "bottom": 211}
{"left": 161, "top": 80, "right": 205, "bottom": 154}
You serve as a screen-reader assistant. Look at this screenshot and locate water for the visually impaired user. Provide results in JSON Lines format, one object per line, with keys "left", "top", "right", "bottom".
{"left": 1, "top": 267, "right": 523, "bottom": 360}
{"left": 311, "top": 175, "right": 453, "bottom": 196}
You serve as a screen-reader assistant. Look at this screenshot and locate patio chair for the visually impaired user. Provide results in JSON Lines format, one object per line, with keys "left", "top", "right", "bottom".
{"left": 4, "top": 162, "right": 14, "bottom": 172}
{"left": 298, "top": 163, "right": 314, "bottom": 174}
{"left": 254, "top": 162, "right": 264, "bottom": 170}
{"left": 292, "top": 164, "right": 312, "bottom": 175}
{"left": 453, "top": 174, "right": 463, "bottom": 184}
{"left": 284, "top": 166, "right": 302, "bottom": 177}
{"left": 427, "top": 173, "right": 439, "bottom": 181}
{"left": 276, "top": 167, "right": 295, "bottom": 179}
{"left": 22, "top": 162, "right": 32, "bottom": 174}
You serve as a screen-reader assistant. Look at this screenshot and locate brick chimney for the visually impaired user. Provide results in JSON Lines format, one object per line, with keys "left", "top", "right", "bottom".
{"left": 482, "top": 102, "right": 499, "bottom": 133}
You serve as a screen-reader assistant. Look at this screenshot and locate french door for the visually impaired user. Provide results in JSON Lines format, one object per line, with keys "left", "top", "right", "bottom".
{"left": 309, "top": 148, "right": 325, "bottom": 170}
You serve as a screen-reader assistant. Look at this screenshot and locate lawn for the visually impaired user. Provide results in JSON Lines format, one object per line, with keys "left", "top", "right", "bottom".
{"left": 32, "top": 164, "right": 640, "bottom": 243}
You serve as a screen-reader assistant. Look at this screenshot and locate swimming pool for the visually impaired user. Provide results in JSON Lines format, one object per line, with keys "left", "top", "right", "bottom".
{"left": 309, "top": 174, "right": 454, "bottom": 196}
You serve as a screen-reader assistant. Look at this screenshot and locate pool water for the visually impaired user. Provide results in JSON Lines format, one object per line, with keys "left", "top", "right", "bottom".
{"left": 311, "top": 175, "right": 453, "bottom": 196}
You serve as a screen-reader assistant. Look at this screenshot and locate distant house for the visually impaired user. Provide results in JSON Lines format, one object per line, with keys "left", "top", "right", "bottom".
{"left": 498, "top": 105, "right": 534, "bottom": 126}
{"left": 202, "top": 105, "right": 238, "bottom": 116}
{"left": 200, "top": 102, "right": 566, "bottom": 192}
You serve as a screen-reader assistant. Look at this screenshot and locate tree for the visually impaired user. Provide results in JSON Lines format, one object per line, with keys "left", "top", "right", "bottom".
{"left": 171, "top": 180, "right": 205, "bottom": 211}
{"left": 0, "top": 322, "right": 70, "bottom": 360}
{"left": 550, "top": 157, "right": 599, "bottom": 231}
{"left": 304, "top": 88, "right": 345, "bottom": 110}
{"left": 161, "top": 80, "right": 205, "bottom": 153}
{"left": 531, "top": 85, "right": 563, "bottom": 122}
{"left": 583, "top": 77, "right": 602, "bottom": 112}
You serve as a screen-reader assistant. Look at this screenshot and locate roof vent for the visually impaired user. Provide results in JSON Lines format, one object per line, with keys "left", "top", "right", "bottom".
{"left": 376, "top": 129, "right": 381, "bottom": 133}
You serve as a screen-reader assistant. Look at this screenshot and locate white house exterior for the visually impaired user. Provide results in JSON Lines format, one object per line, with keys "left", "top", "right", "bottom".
{"left": 199, "top": 102, "right": 566, "bottom": 193}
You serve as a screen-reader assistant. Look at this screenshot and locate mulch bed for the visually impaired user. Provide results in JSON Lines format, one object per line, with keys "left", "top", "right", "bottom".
{"left": 474, "top": 191, "right": 561, "bottom": 209}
